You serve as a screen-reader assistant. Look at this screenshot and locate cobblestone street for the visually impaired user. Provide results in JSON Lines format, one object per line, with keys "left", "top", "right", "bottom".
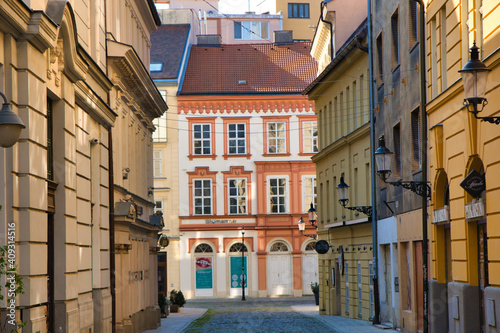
{"left": 146, "top": 297, "right": 399, "bottom": 333}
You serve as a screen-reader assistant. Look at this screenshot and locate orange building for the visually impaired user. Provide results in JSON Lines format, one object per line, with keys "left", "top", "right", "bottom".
{"left": 176, "top": 38, "right": 319, "bottom": 298}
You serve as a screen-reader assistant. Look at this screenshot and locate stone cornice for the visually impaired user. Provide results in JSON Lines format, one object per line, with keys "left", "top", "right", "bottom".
{"left": 107, "top": 39, "right": 167, "bottom": 119}
{"left": 75, "top": 81, "right": 117, "bottom": 129}
{"left": 312, "top": 122, "right": 370, "bottom": 164}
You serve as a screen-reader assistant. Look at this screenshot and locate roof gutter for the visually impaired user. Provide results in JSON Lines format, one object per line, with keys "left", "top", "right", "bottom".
{"left": 319, "top": 1, "right": 334, "bottom": 62}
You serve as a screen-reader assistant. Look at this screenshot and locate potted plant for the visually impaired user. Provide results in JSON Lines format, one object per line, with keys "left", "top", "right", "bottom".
{"left": 169, "top": 289, "right": 186, "bottom": 313}
{"left": 311, "top": 282, "right": 319, "bottom": 305}
{"left": 158, "top": 293, "right": 169, "bottom": 318}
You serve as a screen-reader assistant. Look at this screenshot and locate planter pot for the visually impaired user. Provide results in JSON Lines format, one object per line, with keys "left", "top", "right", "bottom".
{"left": 313, "top": 291, "right": 319, "bottom": 305}
{"left": 170, "top": 304, "right": 180, "bottom": 313}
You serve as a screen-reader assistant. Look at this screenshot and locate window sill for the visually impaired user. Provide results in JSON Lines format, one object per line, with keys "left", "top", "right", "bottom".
{"left": 298, "top": 152, "right": 316, "bottom": 156}
{"left": 262, "top": 153, "right": 291, "bottom": 157}
{"left": 188, "top": 154, "right": 217, "bottom": 161}
{"left": 223, "top": 153, "right": 252, "bottom": 160}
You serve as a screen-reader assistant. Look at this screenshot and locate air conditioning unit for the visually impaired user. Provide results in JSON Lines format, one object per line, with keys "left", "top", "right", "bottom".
{"left": 274, "top": 30, "right": 293, "bottom": 45}
{"left": 197, "top": 34, "right": 221, "bottom": 47}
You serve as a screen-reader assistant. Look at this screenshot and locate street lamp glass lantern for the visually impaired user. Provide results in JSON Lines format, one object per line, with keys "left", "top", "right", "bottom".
{"left": 374, "top": 137, "right": 393, "bottom": 181}
{"left": 336, "top": 176, "right": 349, "bottom": 206}
{"left": 0, "top": 96, "right": 26, "bottom": 148}
{"left": 459, "top": 44, "right": 490, "bottom": 103}
{"left": 307, "top": 203, "right": 317, "bottom": 223}
{"left": 297, "top": 216, "right": 305, "bottom": 231}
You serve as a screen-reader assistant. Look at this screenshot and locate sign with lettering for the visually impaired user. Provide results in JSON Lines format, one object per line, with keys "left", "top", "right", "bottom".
{"left": 465, "top": 200, "right": 485, "bottom": 220}
{"left": 433, "top": 206, "right": 450, "bottom": 224}
{"left": 460, "top": 170, "right": 485, "bottom": 199}
{"left": 205, "top": 219, "right": 237, "bottom": 224}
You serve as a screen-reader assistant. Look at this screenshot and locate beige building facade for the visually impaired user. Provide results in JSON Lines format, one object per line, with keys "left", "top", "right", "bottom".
{"left": 0, "top": 0, "right": 166, "bottom": 332}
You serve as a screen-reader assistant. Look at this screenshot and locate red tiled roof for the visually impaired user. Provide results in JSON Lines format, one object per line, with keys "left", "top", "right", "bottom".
{"left": 179, "top": 42, "right": 318, "bottom": 95}
{"left": 150, "top": 25, "right": 190, "bottom": 79}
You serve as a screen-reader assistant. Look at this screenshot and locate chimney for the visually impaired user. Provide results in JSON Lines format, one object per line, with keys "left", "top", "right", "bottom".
{"left": 197, "top": 34, "right": 221, "bottom": 47}
{"left": 274, "top": 30, "right": 293, "bottom": 45}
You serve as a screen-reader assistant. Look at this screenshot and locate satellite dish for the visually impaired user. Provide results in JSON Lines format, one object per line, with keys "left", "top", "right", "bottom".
{"left": 159, "top": 235, "right": 170, "bottom": 248}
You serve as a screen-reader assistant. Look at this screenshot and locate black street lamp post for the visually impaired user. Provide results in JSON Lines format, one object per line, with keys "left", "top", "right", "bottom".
{"left": 241, "top": 225, "right": 246, "bottom": 301}
{"left": 298, "top": 203, "right": 318, "bottom": 239}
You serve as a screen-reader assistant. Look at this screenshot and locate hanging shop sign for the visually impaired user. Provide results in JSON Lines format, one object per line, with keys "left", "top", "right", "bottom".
{"left": 315, "top": 240, "right": 330, "bottom": 254}
{"left": 460, "top": 170, "right": 485, "bottom": 199}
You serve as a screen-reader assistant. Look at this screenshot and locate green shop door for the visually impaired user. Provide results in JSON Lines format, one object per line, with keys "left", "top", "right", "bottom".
{"left": 230, "top": 256, "right": 247, "bottom": 296}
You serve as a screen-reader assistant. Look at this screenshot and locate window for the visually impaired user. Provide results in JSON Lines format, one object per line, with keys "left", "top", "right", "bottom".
{"left": 153, "top": 113, "right": 167, "bottom": 142}
{"left": 345, "top": 261, "right": 349, "bottom": 315}
{"left": 270, "top": 242, "right": 289, "bottom": 252}
{"left": 303, "top": 176, "right": 317, "bottom": 213}
{"left": 267, "top": 122, "right": 286, "bottom": 154}
{"left": 193, "top": 124, "right": 211, "bottom": 155}
{"left": 194, "top": 179, "right": 212, "bottom": 215}
{"left": 288, "top": 3, "right": 310, "bottom": 18}
{"left": 155, "top": 200, "right": 163, "bottom": 214}
{"left": 409, "top": 0, "right": 418, "bottom": 47}
{"left": 302, "top": 121, "right": 318, "bottom": 153}
{"left": 153, "top": 150, "right": 162, "bottom": 177}
{"left": 234, "top": 21, "right": 269, "bottom": 40}
{"left": 393, "top": 123, "right": 401, "bottom": 177}
{"left": 376, "top": 33, "right": 383, "bottom": 85}
{"left": 229, "top": 243, "right": 248, "bottom": 252}
{"left": 391, "top": 9, "right": 399, "bottom": 69}
{"left": 269, "top": 178, "right": 287, "bottom": 213}
{"left": 229, "top": 179, "right": 247, "bottom": 214}
{"left": 358, "top": 261, "right": 362, "bottom": 318}
{"left": 305, "top": 242, "right": 316, "bottom": 251}
{"left": 411, "top": 108, "right": 421, "bottom": 170}
{"left": 195, "top": 243, "right": 214, "bottom": 253}
{"left": 228, "top": 123, "right": 246, "bottom": 154}
{"left": 150, "top": 62, "right": 163, "bottom": 71}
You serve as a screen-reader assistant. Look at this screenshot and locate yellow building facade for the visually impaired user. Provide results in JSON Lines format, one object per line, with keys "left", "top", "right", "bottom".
{"left": 306, "top": 20, "right": 373, "bottom": 321}
{"left": 426, "top": 1, "right": 500, "bottom": 332}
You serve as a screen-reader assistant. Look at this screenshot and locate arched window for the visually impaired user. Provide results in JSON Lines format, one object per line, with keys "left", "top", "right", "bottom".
{"left": 305, "top": 242, "right": 316, "bottom": 251}
{"left": 194, "top": 243, "right": 214, "bottom": 253}
{"left": 229, "top": 243, "right": 248, "bottom": 253}
{"left": 270, "top": 242, "right": 289, "bottom": 252}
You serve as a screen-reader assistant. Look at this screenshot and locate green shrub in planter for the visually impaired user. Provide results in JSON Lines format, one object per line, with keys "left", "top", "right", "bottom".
{"left": 158, "top": 294, "right": 169, "bottom": 317}
{"left": 170, "top": 289, "right": 186, "bottom": 307}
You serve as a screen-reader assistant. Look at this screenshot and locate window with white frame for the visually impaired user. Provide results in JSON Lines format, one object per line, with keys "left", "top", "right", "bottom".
{"left": 153, "top": 150, "right": 162, "bottom": 177}
{"left": 269, "top": 177, "right": 287, "bottom": 213}
{"left": 234, "top": 21, "right": 269, "bottom": 40}
{"left": 193, "top": 124, "right": 211, "bottom": 155}
{"left": 153, "top": 113, "right": 167, "bottom": 142}
{"left": 228, "top": 123, "right": 246, "bottom": 154}
{"left": 267, "top": 122, "right": 286, "bottom": 154}
{"left": 155, "top": 200, "right": 163, "bottom": 214}
{"left": 229, "top": 179, "right": 247, "bottom": 214}
{"left": 303, "top": 176, "right": 317, "bottom": 212}
{"left": 194, "top": 179, "right": 212, "bottom": 215}
{"left": 303, "top": 121, "right": 318, "bottom": 153}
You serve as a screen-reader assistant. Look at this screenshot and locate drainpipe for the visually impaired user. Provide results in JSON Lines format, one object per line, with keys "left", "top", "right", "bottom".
{"left": 109, "top": 129, "right": 116, "bottom": 333}
{"left": 367, "top": 0, "right": 381, "bottom": 325}
{"left": 414, "top": 1, "right": 429, "bottom": 332}
{"left": 320, "top": 1, "right": 334, "bottom": 62}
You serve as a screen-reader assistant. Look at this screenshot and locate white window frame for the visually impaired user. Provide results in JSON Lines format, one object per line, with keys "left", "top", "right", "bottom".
{"left": 234, "top": 21, "right": 269, "bottom": 40}
{"left": 193, "top": 123, "right": 212, "bottom": 155}
{"left": 228, "top": 123, "right": 246, "bottom": 155}
{"left": 267, "top": 122, "right": 286, "bottom": 154}
{"left": 155, "top": 200, "right": 163, "bottom": 214}
{"left": 267, "top": 176, "right": 289, "bottom": 214}
{"left": 302, "top": 121, "right": 318, "bottom": 153}
{"left": 228, "top": 178, "right": 247, "bottom": 215}
{"left": 153, "top": 113, "right": 167, "bottom": 142}
{"left": 153, "top": 150, "right": 162, "bottom": 177}
{"left": 302, "top": 176, "right": 317, "bottom": 212}
{"left": 193, "top": 179, "right": 212, "bottom": 215}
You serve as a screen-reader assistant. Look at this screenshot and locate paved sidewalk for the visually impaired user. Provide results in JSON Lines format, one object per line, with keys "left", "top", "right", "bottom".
{"left": 143, "top": 307, "right": 207, "bottom": 333}
{"left": 291, "top": 305, "right": 399, "bottom": 333}
{"left": 145, "top": 301, "right": 399, "bottom": 332}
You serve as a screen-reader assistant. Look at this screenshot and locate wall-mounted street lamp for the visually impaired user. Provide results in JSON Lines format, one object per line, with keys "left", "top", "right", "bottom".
{"left": 297, "top": 216, "right": 317, "bottom": 239}
{"left": 0, "top": 91, "right": 25, "bottom": 148}
{"left": 307, "top": 202, "right": 317, "bottom": 228}
{"left": 336, "top": 176, "right": 372, "bottom": 218}
{"left": 459, "top": 43, "right": 497, "bottom": 124}
{"left": 374, "top": 138, "right": 431, "bottom": 199}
